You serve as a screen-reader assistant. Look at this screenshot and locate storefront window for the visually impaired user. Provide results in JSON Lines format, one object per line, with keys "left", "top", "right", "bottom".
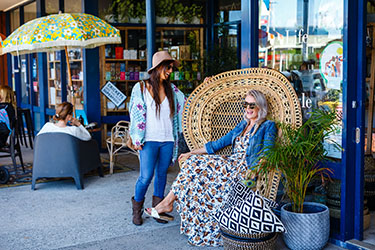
{"left": 258, "top": 0, "right": 343, "bottom": 159}
{"left": 65, "top": 0, "right": 82, "bottom": 13}
{"left": 24, "top": 2, "right": 37, "bottom": 23}
{"left": 99, "top": 0, "right": 112, "bottom": 20}
{"left": 32, "top": 54, "right": 39, "bottom": 106}
{"left": 208, "top": 24, "right": 239, "bottom": 75}
{"left": 10, "top": 9, "right": 20, "bottom": 32}
{"left": 217, "top": 0, "right": 241, "bottom": 23}
{"left": 45, "top": 0, "right": 59, "bottom": 15}
{"left": 104, "top": 0, "right": 204, "bottom": 24}
{"left": 20, "top": 55, "right": 30, "bottom": 105}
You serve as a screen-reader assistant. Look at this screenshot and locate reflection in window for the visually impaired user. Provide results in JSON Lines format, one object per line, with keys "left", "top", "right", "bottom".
{"left": 10, "top": 9, "right": 20, "bottom": 32}
{"left": 45, "top": 0, "right": 59, "bottom": 15}
{"left": 207, "top": 25, "right": 239, "bottom": 75}
{"left": 24, "top": 2, "right": 37, "bottom": 23}
{"left": 32, "top": 54, "right": 39, "bottom": 106}
{"left": 99, "top": 0, "right": 112, "bottom": 20}
{"left": 20, "top": 55, "right": 29, "bottom": 105}
{"left": 217, "top": 0, "right": 241, "bottom": 23}
{"left": 65, "top": 0, "right": 82, "bottom": 13}
{"left": 258, "top": 0, "right": 343, "bottom": 160}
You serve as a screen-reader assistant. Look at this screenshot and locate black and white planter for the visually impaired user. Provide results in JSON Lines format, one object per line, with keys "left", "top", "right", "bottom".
{"left": 281, "top": 202, "right": 330, "bottom": 250}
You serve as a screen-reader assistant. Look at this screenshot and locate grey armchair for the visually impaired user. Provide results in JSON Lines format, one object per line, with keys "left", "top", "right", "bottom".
{"left": 32, "top": 133, "right": 104, "bottom": 190}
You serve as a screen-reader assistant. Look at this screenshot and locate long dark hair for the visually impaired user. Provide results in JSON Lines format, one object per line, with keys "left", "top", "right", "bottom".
{"left": 148, "top": 61, "right": 175, "bottom": 118}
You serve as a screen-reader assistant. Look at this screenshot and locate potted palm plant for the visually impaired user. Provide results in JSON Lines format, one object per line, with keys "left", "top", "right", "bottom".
{"left": 258, "top": 108, "right": 341, "bottom": 250}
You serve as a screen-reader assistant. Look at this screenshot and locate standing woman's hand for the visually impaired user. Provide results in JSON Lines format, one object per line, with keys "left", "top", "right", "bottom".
{"left": 203, "top": 76, "right": 212, "bottom": 83}
{"left": 133, "top": 145, "right": 143, "bottom": 151}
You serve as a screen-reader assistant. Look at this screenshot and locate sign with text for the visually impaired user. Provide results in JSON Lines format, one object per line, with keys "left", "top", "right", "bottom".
{"left": 101, "top": 81, "right": 127, "bottom": 107}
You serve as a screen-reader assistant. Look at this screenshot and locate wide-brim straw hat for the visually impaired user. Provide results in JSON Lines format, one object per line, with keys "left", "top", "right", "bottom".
{"left": 147, "top": 51, "right": 180, "bottom": 74}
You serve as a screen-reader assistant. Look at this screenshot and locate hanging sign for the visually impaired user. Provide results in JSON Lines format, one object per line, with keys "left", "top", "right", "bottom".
{"left": 319, "top": 41, "right": 343, "bottom": 90}
{"left": 101, "top": 81, "right": 126, "bottom": 107}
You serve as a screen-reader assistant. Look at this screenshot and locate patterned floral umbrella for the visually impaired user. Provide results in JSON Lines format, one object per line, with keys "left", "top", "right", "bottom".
{"left": 0, "top": 13, "right": 121, "bottom": 110}
{"left": 0, "top": 33, "right": 5, "bottom": 55}
{"left": 1, "top": 13, "right": 120, "bottom": 55}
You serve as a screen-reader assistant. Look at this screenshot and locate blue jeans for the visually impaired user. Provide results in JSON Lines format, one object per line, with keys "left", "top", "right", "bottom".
{"left": 134, "top": 141, "right": 174, "bottom": 202}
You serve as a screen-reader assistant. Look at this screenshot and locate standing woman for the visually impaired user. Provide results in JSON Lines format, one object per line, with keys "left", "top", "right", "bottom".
{"left": 0, "top": 86, "right": 16, "bottom": 148}
{"left": 128, "top": 51, "right": 185, "bottom": 226}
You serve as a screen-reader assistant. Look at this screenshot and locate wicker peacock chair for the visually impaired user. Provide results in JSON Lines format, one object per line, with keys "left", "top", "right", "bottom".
{"left": 180, "top": 68, "right": 302, "bottom": 249}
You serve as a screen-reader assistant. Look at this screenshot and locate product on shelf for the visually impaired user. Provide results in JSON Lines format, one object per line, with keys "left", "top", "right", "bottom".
{"left": 115, "top": 47, "right": 123, "bottom": 59}
{"left": 139, "top": 50, "right": 146, "bottom": 59}
{"left": 179, "top": 45, "right": 191, "bottom": 60}
{"left": 123, "top": 49, "right": 138, "bottom": 59}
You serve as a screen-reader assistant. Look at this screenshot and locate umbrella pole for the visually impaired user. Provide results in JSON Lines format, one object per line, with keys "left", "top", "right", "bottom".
{"left": 64, "top": 46, "right": 76, "bottom": 116}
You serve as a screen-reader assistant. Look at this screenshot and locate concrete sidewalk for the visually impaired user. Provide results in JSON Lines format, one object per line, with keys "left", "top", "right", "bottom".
{"left": 0, "top": 148, "right": 344, "bottom": 250}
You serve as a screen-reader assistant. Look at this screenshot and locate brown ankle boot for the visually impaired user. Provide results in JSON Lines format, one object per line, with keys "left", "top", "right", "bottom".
{"left": 132, "top": 197, "right": 144, "bottom": 226}
{"left": 152, "top": 196, "right": 174, "bottom": 224}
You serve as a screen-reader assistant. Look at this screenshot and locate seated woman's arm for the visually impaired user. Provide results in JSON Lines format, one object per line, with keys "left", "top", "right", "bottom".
{"left": 71, "top": 118, "right": 91, "bottom": 141}
{"left": 178, "top": 120, "right": 247, "bottom": 161}
{"left": 178, "top": 147, "right": 207, "bottom": 161}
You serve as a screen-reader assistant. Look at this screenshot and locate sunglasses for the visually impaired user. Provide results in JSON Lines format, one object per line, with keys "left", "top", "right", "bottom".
{"left": 243, "top": 101, "right": 257, "bottom": 109}
{"left": 165, "top": 64, "right": 173, "bottom": 70}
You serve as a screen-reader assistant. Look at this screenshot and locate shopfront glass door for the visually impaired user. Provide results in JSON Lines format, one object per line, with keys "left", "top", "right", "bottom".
{"left": 256, "top": 0, "right": 359, "bottom": 241}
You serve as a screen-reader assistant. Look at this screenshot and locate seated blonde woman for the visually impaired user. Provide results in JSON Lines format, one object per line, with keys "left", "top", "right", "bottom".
{"left": 38, "top": 102, "right": 91, "bottom": 141}
{"left": 144, "top": 89, "right": 277, "bottom": 246}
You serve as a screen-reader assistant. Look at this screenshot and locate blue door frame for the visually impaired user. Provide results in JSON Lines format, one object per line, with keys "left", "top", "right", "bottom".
{"left": 240, "top": 0, "right": 365, "bottom": 247}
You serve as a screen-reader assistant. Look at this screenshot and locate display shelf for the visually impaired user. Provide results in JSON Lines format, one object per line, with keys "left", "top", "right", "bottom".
{"left": 100, "top": 25, "right": 204, "bottom": 147}
{"left": 47, "top": 49, "right": 84, "bottom": 109}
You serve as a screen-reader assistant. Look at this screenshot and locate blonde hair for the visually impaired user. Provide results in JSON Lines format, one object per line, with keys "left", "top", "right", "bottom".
{"left": 246, "top": 89, "right": 268, "bottom": 123}
{"left": 53, "top": 102, "right": 73, "bottom": 121}
{"left": 0, "top": 85, "right": 17, "bottom": 109}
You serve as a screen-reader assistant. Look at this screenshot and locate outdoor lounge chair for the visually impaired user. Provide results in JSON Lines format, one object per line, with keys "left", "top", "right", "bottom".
{"left": 180, "top": 68, "right": 302, "bottom": 248}
{"left": 31, "top": 133, "right": 103, "bottom": 190}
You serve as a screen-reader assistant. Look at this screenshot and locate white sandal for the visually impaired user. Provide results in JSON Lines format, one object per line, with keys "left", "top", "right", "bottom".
{"left": 144, "top": 208, "right": 174, "bottom": 221}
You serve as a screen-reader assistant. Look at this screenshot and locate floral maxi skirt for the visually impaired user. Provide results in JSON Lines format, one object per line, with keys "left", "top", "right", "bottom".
{"left": 172, "top": 153, "right": 247, "bottom": 246}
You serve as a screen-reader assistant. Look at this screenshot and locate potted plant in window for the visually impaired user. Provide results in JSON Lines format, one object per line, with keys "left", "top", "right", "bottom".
{"left": 258, "top": 108, "right": 341, "bottom": 250}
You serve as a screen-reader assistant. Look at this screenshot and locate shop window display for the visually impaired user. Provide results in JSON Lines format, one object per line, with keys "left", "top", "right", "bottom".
{"left": 100, "top": 25, "right": 204, "bottom": 142}
{"left": 47, "top": 49, "right": 84, "bottom": 110}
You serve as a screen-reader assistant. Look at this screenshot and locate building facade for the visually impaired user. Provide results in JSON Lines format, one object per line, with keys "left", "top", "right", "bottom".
{"left": 0, "top": 0, "right": 371, "bottom": 248}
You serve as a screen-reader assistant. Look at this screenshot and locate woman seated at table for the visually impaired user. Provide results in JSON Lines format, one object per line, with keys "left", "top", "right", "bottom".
{"left": 38, "top": 102, "right": 91, "bottom": 141}
{"left": 0, "top": 85, "right": 16, "bottom": 148}
{"left": 145, "top": 89, "right": 276, "bottom": 246}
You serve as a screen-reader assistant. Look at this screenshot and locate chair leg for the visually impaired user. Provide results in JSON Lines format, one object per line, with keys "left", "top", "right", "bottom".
{"left": 73, "top": 176, "right": 84, "bottom": 190}
{"left": 18, "top": 113, "right": 28, "bottom": 148}
{"left": 109, "top": 144, "right": 114, "bottom": 175}
{"left": 31, "top": 177, "right": 36, "bottom": 190}
{"left": 25, "top": 110, "right": 34, "bottom": 149}
{"left": 10, "top": 140, "right": 18, "bottom": 176}
{"left": 97, "top": 166, "right": 104, "bottom": 177}
{"left": 16, "top": 144, "right": 25, "bottom": 173}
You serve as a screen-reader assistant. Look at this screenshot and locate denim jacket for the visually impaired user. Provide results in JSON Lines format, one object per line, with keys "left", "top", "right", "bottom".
{"left": 128, "top": 81, "right": 186, "bottom": 162}
{"left": 204, "top": 119, "right": 276, "bottom": 169}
